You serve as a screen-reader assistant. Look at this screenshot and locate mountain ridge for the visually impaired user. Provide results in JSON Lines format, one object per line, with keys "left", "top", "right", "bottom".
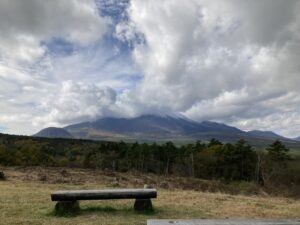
{"left": 247, "top": 130, "right": 287, "bottom": 139}
{"left": 33, "top": 115, "right": 300, "bottom": 147}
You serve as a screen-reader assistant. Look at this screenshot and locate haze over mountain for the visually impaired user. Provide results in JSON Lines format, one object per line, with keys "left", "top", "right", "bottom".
{"left": 294, "top": 136, "right": 300, "bottom": 141}
{"left": 34, "top": 115, "right": 300, "bottom": 147}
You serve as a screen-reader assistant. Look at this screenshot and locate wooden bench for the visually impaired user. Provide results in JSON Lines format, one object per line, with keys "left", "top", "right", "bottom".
{"left": 51, "top": 188, "right": 157, "bottom": 211}
{"left": 147, "top": 220, "right": 300, "bottom": 225}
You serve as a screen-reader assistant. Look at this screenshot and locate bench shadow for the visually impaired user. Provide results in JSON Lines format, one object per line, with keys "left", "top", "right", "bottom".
{"left": 48, "top": 205, "right": 157, "bottom": 217}
{"left": 82, "top": 205, "right": 157, "bottom": 216}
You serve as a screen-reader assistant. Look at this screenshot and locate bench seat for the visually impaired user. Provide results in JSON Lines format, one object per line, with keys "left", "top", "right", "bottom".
{"left": 51, "top": 188, "right": 157, "bottom": 201}
{"left": 51, "top": 188, "right": 157, "bottom": 211}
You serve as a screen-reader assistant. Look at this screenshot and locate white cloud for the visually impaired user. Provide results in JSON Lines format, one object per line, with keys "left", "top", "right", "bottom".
{"left": 34, "top": 80, "right": 117, "bottom": 127}
{"left": 0, "top": 0, "right": 110, "bottom": 64}
{"left": 0, "top": 0, "right": 116, "bottom": 134}
{"left": 48, "top": 41, "right": 139, "bottom": 91}
{"left": 114, "top": 0, "right": 300, "bottom": 137}
{"left": 1, "top": 0, "right": 300, "bottom": 138}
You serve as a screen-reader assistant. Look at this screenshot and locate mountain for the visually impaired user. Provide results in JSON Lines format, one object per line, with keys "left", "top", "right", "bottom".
{"left": 34, "top": 115, "right": 300, "bottom": 147}
{"left": 247, "top": 130, "right": 286, "bottom": 139}
{"left": 34, "top": 127, "right": 73, "bottom": 139}
{"left": 64, "top": 115, "right": 246, "bottom": 142}
{"left": 65, "top": 115, "right": 242, "bottom": 135}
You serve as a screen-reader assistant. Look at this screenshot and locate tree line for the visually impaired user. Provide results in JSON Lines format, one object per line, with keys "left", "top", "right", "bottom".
{"left": 0, "top": 134, "right": 298, "bottom": 185}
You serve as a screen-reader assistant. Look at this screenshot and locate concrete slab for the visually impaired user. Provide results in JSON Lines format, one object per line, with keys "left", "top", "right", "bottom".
{"left": 147, "top": 219, "right": 300, "bottom": 225}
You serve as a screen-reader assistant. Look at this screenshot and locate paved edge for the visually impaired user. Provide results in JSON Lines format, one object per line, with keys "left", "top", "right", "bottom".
{"left": 147, "top": 219, "right": 300, "bottom": 225}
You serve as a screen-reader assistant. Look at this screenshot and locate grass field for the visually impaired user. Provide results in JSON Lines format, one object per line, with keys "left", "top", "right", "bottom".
{"left": 0, "top": 167, "right": 299, "bottom": 225}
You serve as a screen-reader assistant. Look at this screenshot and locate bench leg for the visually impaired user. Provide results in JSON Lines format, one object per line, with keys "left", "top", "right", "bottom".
{"left": 55, "top": 201, "right": 80, "bottom": 212}
{"left": 134, "top": 199, "right": 152, "bottom": 211}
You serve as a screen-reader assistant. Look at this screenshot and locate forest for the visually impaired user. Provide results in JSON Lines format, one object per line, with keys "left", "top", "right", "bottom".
{"left": 0, "top": 133, "right": 299, "bottom": 188}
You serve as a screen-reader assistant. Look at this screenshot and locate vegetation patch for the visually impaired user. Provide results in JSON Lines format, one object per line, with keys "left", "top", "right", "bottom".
{"left": 0, "top": 171, "right": 5, "bottom": 180}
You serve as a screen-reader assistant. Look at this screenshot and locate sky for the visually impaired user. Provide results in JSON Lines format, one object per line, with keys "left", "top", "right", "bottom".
{"left": 0, "top": 0, "right": 300, "bottom": 137}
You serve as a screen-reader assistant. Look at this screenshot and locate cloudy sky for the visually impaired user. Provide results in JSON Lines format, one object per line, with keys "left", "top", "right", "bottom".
{"left": 1, "top": 0, "right": 300, "bottom": 137}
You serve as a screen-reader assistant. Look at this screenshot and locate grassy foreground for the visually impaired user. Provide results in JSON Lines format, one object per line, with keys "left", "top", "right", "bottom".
{"left": 0, "top": 168, "right": 299, "bottom": 225}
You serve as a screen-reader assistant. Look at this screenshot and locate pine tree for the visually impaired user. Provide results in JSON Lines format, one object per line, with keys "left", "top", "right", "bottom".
{"left": 266, "top": 140, "right": 289, "bottom": 161}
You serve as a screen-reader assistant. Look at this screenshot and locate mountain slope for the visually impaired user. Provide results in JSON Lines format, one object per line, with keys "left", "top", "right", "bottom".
{"left": 34, "top": 127, "right": 73, "bottom": 139}
{"left": 64, "top": 115, "right": 248, "bottom": 142}
{"left": 247, "top": 130, "right": 286, "bottom": 139}
{"left": 65, "top": 115, "right": 243, "bottom": 136}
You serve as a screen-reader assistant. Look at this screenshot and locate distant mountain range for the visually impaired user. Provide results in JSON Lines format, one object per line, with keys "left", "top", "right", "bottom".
{"left": 34, "top": 115, "right": 300, "bottom": 147}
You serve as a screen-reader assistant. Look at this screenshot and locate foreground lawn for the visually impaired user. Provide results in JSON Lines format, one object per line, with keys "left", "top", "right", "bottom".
{"left": 0, "top": 180, "right": 299, "bottom": 225}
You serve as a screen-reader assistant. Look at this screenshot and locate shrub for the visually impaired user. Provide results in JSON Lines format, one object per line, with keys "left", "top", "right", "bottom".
{"left": 0, "top": 171, "right": 5, "bottom": 180}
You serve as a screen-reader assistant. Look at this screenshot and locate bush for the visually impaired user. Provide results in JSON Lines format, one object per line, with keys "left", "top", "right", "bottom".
{"left": 0, "top": 171, "right": 5, "bottom": 180}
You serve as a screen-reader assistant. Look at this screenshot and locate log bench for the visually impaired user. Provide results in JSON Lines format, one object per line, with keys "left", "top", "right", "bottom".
{"left": 147, "top": 220, "right": 300, "bottom": 225}
{"left": 51, "top": 188, "right": 157, "bottom": 212}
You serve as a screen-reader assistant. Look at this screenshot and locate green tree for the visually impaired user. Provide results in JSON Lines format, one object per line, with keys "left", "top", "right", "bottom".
{"left": 161, "top": 141, "right": 177, "bottom": 176}
{"left": 266, "top": 140, "right": 289, "bottom": 161}
{"left": 263, "top": 140, "right": 290, "bottom": 184}
{"left": 0, "top": 143, "right": 7, "bottom": 165}
{"left": 208, "top": 138, "right": 222, "bottom": 147}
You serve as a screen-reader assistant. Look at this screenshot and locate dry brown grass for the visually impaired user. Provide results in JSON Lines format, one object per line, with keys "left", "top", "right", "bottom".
{"left": 0, "top": 167, "right": 299, "bottom": 225}
{"left": 0, "top": 167, "right": 269, "bottom": 195}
